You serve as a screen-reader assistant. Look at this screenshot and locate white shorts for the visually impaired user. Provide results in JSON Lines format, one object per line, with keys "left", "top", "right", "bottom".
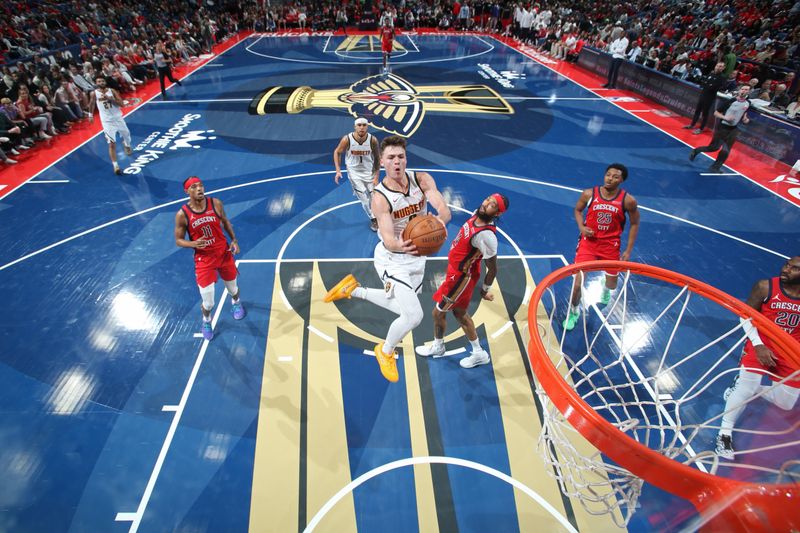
{"left": 374, "top": 241, "right": 426, "bottom": 293}
{"left": 347, "top": 169, "right": 373, "bottom": 183}
{"left": 102, "top": 119, "right": 130, "bottom": 144}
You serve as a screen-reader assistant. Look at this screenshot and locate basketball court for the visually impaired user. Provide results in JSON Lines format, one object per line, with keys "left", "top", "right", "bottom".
{"left": 0, "top": 32, "right": 798, "bottom": 532}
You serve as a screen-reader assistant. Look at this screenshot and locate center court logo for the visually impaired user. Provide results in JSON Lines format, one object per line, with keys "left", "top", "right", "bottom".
{"left": 247, "top": 73, "right": 514, "bottom": 137}
{"left": 124, "top": 113, "right": 216, "bottom": 174}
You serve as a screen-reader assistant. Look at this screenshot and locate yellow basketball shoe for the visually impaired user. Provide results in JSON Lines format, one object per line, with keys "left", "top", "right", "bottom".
{"left": 374, "top": 343, "right": 399, "bottom": 383}
{"left": 323, "top": 274, "right": 360, "bottom": 303}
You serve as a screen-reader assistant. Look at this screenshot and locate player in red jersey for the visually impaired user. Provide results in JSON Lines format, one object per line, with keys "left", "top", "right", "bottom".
{"left": 415, "top": 193, "right": 508, "bottom": 368}
{"left": 380, "top": 19, "right": 396, "bottom": 73}
{"left": 716, "top": 256, "right": 800, "bottom": 459}
{"left": 174, "top": 176, "right": 246, "bottom": 340}
{"left": 563, "top": 163, "right": 640, "bottom": 331}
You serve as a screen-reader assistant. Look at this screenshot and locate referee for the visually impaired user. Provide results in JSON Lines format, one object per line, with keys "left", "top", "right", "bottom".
{"left": 689, "top": 85, "right": 752, "bottom": 172}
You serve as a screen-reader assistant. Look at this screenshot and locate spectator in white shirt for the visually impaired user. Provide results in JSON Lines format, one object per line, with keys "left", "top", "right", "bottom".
{"left": 603, "top": 31, "right": 629, "bottom": 89}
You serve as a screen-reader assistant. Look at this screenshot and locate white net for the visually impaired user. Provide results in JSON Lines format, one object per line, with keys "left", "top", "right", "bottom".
{"left": 531, "top": 266, "right": 800, "bottom": 528}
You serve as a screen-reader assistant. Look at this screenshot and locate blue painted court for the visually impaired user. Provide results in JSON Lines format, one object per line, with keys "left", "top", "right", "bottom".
{"left": 0, "top": 33, "right": 797, "bottom": 532}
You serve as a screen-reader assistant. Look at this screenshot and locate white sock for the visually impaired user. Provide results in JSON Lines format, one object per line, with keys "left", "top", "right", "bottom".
{"left": 202, "top": 314, "right": 211, "bottom": 323}
{"left": 431, "top": 337, "right": 444, "bottom": 347}
{"left": 469, "top": 338, "right": 482, "bottom": 352}
{"left": 569, "top": 303, "right": 580, "bottom": 314}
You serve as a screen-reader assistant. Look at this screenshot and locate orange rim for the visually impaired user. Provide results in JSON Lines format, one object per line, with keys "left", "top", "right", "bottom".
{"left": 526, "top": 260, "right": 800, "bottom": 528}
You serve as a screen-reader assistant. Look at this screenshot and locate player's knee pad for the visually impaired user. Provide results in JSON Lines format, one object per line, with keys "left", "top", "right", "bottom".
{"left": 223, "top": 278, "right": 238, "bottom": 298}
{"left": 199, "top": 283, "right": 215, "bottom": 310}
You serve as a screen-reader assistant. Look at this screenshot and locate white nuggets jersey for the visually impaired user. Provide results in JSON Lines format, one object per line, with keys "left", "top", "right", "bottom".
{"left": 95, "top": 89, "right": 123, "bottom": 123}
{"left": 374, "top": 170, "right": 427, "bottom": 243}
{"left": 344, "top": 133, "right": 374, "bottom": 179}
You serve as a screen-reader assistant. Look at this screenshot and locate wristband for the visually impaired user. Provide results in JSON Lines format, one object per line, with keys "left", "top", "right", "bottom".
{"left": 739, "top": 317, "right": 764, "bottom": 346}
{"left": 481, "top": 284, "right": 491, "bottom": 293}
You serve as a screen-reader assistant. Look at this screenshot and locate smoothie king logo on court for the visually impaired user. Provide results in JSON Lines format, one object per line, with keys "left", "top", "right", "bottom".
{"left": 246, "top": 73, "right": 514, "bottom": 137}
{"left": 125, "top": 113, "right": 216, "bottom": 175}
{"left": 477, "top": 64, "right": 526, "bottom": 89}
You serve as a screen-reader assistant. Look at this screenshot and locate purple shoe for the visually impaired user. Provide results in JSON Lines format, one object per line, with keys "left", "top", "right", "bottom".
{"left": 231, "top": 301, "right": 246, "bottom": 320}
{"left": 201, "top": 321, "right": 214, "bottom": 341}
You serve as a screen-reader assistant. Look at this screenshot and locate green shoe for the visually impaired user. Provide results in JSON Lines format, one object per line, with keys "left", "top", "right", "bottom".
{"left": 600, "top": 288, "right": 611, "bottom": 305}
{"left": 562, "top": 309, "right": 579, "bottom": 331}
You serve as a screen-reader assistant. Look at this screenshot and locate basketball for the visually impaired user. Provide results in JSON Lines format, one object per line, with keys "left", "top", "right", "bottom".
{"left": 402, "top": 214, "right": 447, "bottom": 256}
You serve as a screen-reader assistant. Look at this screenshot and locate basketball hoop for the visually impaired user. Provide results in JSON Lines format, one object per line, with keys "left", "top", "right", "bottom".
{"left": 527, "top": 261, "right": 800, "bottom": 531}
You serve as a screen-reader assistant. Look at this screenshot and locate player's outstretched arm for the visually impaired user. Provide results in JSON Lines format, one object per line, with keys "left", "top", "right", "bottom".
{"left": 416, "top": 171, "right": 451, "bottom": 226}
{"left": 622, "top": 193, "right": 640, "bottom": 261}
{"left": 214, "top": 198, "right": 239, "bottom": 254}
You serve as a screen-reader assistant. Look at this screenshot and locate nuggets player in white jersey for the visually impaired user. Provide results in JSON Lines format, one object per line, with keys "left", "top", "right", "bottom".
{"left": 88, "top": 75, "right": 132, "bottom": 175}
{"left": 324, "top": 136, "right": 451, "bottom": 383}
{"left": 333, "top": 117, "right": 381, "bottom": 231}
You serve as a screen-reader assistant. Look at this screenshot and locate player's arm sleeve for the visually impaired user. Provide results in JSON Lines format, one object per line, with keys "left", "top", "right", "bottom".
{"left": 472, "top": 230, "right": 498, "bottom": 259}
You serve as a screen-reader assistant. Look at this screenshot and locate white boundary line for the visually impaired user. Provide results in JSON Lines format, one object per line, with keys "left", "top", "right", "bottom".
{"left": 0, "top": 168, "right": 789, "bottom": 274}
{"left": 303, "top": 456, "right": 577, "bottom": 533}
{"left": 115, "top": 284, "right": 230, "bottom": 532}
{"left": 491, "top": 36, "right": 799, "bottom": 209}
{"left": 1, "top": 35, "right": 252, "bottom": 202}
{"left": 146, "top": 98, "right": 251, "bottom": 104}
{"left": 27, "top": 180, "right": 70, "bottom": 184}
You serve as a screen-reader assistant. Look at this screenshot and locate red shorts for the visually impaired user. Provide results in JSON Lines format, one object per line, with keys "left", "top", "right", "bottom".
{"left": 433, "top": 268, "right": 478, "bottom": 311}
{"left": 194, "top": 249, "right": 238, "bottom": 287}
{"left": 740, "top": 345, "right": 800, "bottom": 388}
{"left": 574, "top": 237, "right": 621, "bottom": 275}
{"left": 382, "top": 40, "right": 393, "bottom": 53}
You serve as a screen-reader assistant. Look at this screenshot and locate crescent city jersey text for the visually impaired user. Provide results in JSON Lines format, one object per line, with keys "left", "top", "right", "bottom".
{"left": 374, "top": 170, "right": 427, "bottom": 242}
{"left": 181, "top": 197, "right": 228, "bottom": 255}
{"left": 345, "top": 132, "right": 375, "bottom": 178}
{"left": 584, "top": 186, "right": 627, "bottom": 240}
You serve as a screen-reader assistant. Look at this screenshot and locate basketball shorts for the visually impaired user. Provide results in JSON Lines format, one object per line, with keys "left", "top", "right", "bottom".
{"left": 194, "top": 249, "right": 238, "bottom": 287}
{"left": 740, "top": 345, "right": 800, "bottom": 388}
{"left": 382, "top": 41, "right": 392, "bottom": 53}
{"left": 374, "top": 241, "right": 426, "bottom": 293}
{"left": 102, "top": 118, "right": 130, "bottom": 144}
{"left": 347, "top": 172, "right": 374, "bottom": 193}
{"left": 433, "top": 267, "right": 478, "bottom": 311}
{"left": 574, "top": 237, "right": 621, "bottom": 274}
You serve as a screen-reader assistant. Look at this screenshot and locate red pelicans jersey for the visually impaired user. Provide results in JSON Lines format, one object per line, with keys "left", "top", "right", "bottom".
{"left": 742, "top": 277, "right": 800, "bottom": 386}
{"left": 447, "top": 215, "right": 497, "bottom": 274}
{"left": 584, "top": 186, "right": 627, "bottom": 240}
{"left": 181, "top": 198, "right": 228, "bottom": 255}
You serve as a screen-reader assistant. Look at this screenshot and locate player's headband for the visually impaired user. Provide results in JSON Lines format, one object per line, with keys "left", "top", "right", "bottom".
{"left": 491, "top": 193, "right": 508, "bottom": 214}
{"left": 354, "top": 118, "right": 368, "bottom": 125}
{"left": 183, "top": 176, "right": 202, "bottom": 191}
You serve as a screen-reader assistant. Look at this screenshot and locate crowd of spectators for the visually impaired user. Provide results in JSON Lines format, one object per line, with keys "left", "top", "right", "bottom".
{"left": 0, "top": 0, "right": 243, "bottom": 165}
{"left": 2, "top": 0, "right": 800, "bottom": 165}
{"left": 241, "top": 0, "right": 800, "bottom": 116}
